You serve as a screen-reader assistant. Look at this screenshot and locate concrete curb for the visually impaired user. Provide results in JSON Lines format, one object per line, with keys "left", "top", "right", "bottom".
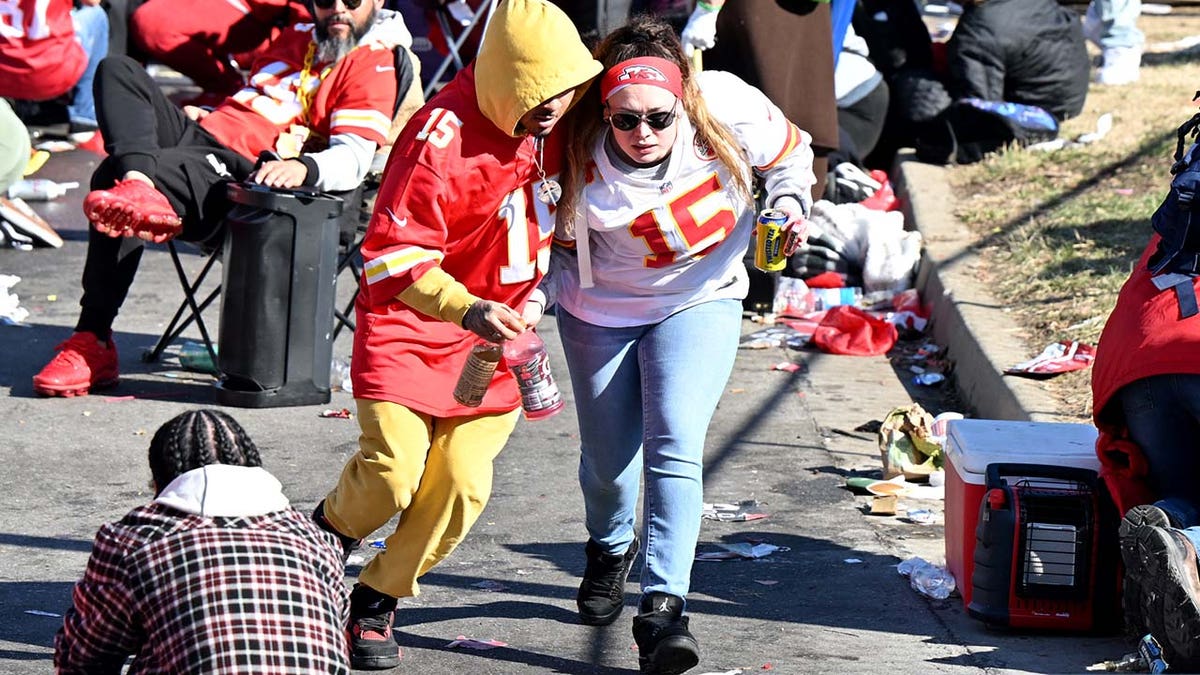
{"left": 894, "top": 151, "right": 1069, "bottom": 422}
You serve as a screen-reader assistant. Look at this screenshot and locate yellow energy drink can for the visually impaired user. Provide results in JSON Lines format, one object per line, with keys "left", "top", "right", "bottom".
{"left": 754, "top": 209, "right": 791, "bottom": 272}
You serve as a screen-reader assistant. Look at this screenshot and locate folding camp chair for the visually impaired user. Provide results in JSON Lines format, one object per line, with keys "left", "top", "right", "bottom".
{"left": 422, "top": 0, "right": 498, "bottom": 98}
{"left": 141, "top": 45, "right": 423, "bottom": 364}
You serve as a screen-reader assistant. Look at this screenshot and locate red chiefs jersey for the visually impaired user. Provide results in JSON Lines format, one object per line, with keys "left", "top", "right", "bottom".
{"left": 0, "top": 0, "right": 87, "bottom": 100}
{"left": 352, "top": 66, "right": 560, "bottom": 416}
{"left": 200, "top": 21, "right": 400, "bottom": 160}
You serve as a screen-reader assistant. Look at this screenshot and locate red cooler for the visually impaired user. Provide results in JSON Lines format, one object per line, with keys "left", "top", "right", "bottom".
{"left": 943, "top": 419, "right": 1100, "bottom": 609}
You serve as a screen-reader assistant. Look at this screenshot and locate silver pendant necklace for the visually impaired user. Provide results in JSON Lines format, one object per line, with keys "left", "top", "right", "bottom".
{"left": 532, "top": 136, "right": 562, "bottom": 205}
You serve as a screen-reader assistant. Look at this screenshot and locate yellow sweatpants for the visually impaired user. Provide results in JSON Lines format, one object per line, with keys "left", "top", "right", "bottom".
{"left": 323, "top": 399, "right": 520, "bottom": 599}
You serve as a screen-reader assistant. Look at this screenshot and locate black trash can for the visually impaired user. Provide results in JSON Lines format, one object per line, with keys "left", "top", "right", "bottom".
{"left": 216, "top": 182, "right": 343, "bottom": 408}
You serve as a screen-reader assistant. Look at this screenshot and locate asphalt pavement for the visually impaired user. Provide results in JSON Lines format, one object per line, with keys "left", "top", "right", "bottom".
{"left": 0, "top": 146, "right": 1133, "bottom": 673}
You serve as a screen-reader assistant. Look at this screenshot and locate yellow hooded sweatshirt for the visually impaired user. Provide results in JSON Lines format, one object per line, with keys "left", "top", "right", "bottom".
{"left": 396, "top": 0, "right": 601, "bottom": 323}
{"left": 473, "top": 0, "right": 602, "bottom": 136}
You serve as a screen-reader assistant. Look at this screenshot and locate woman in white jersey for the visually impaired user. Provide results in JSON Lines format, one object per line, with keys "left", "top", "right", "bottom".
{"left": 528, "top": 16, "right": 816, "bottom": 675}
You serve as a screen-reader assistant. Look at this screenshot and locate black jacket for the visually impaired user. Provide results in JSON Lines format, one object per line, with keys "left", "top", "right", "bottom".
{"left": 947, "top": 0, "right": 1089, "bottom": 120}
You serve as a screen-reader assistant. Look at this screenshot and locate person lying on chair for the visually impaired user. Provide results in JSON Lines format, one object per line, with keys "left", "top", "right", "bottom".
{"left": 32, "top": 0, "right": 413, "bottom": 398}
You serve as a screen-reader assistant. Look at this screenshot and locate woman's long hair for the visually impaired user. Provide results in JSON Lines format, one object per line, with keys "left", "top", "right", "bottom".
{"left": 557, "top": 15, "right": 752, "bottom": 235}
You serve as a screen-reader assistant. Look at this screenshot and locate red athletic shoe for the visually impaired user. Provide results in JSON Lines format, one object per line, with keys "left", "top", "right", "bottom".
{"left": 33, "top": 332, "right": 119, "bottom": 397}
{"left": 83, "top": 179, "right": 182, "bottom": 243}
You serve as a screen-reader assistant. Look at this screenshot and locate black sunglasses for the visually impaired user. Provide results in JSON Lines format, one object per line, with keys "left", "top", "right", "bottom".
{"left": 607, "top": 101, "right": 678, "bottom": 132}
{"left": 313, "top": 0, "right": 362, "bottom": 9}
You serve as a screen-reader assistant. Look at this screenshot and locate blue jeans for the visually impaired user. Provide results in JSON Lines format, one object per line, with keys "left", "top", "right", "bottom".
{"left": 1118, "top": 373, "right": 1200, "bottom": 552}
{"left": 1089, "top": 0, "right": 1143, "bottom": 49}
{"left": 556, "top": 299, "right": 742, "bottom": 601}
{"left": 69, "top": 5, "right": 109, "bottom": 127}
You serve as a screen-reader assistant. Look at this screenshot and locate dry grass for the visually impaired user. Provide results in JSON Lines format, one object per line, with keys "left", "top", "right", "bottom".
{"left": 946, "top": 7, "right": 1200, "bottom": 420}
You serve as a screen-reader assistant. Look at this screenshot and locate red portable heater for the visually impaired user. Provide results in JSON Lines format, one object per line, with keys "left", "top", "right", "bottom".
{"left": 968, "top": 463, "right": 1120, "bottom": 632}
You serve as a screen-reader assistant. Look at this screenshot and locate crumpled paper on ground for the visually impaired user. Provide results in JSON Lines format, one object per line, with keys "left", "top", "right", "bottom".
{"left": 878, "top": 403, "right": 943, "bottom": 480}
{"left": 0, "top": 274, "right": 30, "bottom": 325}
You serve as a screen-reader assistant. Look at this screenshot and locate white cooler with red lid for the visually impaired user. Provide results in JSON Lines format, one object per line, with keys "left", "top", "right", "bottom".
{"left": 943, "top": 419, "right": 1100, "bottom": 607}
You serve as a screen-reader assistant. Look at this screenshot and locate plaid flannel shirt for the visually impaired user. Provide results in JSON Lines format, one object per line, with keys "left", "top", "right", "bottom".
{"left": 54, "top": 502, "right": 351, "bottom": 674}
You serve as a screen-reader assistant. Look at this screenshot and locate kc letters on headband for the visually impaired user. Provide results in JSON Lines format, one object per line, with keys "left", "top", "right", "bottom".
{"left": 599, "top": 57, "right": 684, "bottom": 101}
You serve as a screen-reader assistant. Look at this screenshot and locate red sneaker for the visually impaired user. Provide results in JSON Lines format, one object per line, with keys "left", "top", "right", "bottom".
{"left": 70, "top": 130, "right": 107, "bottom": 158}
{"left": 33, "top": 332, "right": 119, "bottom": 397}
{"left": 83, "top": 179, "right": 182, "bottom": 243}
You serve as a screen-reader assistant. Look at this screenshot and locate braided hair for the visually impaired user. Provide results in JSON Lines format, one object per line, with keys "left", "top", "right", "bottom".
{"left": 149, "top": 409, "right": 262, "bottom": 494}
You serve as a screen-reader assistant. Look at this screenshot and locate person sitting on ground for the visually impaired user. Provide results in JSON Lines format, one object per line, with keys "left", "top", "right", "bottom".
{"left": 31, "top": 0, "right": 413, "bottom": 398}
{"left": 946, "top": 0, "right": 1089, "bottom": 122}
{"left": 1092, "top": 128, "right": 1200, "bottom": 668}
{"left": 130, "top": 0, "right": 313, "bottom": 102}
{"left": 1, "top": 0, "right": 110, "bottom": 143}
{"left": 54, "top": 408, "right": 351, "bottom": 673}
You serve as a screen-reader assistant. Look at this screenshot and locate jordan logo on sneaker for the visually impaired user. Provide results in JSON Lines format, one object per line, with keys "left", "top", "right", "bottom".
{"left": 655, "top": 597, "right": 671, "bottom": 613}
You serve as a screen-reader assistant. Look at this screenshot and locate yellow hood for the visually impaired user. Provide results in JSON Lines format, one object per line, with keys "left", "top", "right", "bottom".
{"left": 474, "top": 0, "right": 602, "bottom": 137}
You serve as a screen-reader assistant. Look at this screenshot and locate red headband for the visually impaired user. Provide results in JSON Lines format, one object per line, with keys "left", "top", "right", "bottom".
{"left": 599, "top": 57, "right": 684, "bottom": 102}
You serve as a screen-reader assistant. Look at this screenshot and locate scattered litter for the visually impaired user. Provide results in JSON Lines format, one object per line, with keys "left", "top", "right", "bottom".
{"left": 878, "top": 404, "right": 942, "bottom": 480}
{"left": 24, "top": 609, "right": 61, "bottom": 618}
{"left": 330, "top": 356, "right": 353, "bottom": 393}
{"left": 1113, "top": 188, "right": 1135, "bottom": 197}
{"left": 368, "top": 539, "right": 386, "bottom": 549}
{"left": 346, "top": 554, "right": 366, "bottom": 565}
{"left": 1139, "top": 633, "right": 1170, "bottom": 674}
{"left": 695, "top": 542, "right": 788, "bottom": 561}
{"left": 7, "top": 178, "right": 79, "bottom": 201}
{"left": 906, "top": 509, "right": 936, "bottom": 525}
{"left": 515, "top": 569, "right": 531, "bottom": 576}
{"left": 471, "top": 580, "right": 508, "bottom": 592}
{"left": 1030, "top": 113, "right": 1114, "bottom": 152}
{"left": 1005, "top": 340, "right": 1095, "bottom": 378}
{"left": 844, "top": 558, "right": 863, "bottom": 564}
{"left": 702, "top": 500, "right": 768, "bottom": 522}
{"left": 912, "top": 373, "right": 944, "bottom": 386}
{"left": 771, "top": 361, "right": 801, "bottom": 373}
{"left": 739, "top": 326, "right": 808, "bottom": 349}
{"left": 865, "top": 478, "right": 908, "bottom": 496}
{"left": 178, "top": 341, "right": 218, "bottom": 374}
{"left": 319, "top": 408, "right": 353, "bottom": 419}
{"left": 869, "top": 495, "right": 898, "bottom": 515}
{"left": 82, "top": 411, "right": 91, "bottom": 417}
{"left": 444, "top": 636, "right": 507, "bottom": 650}
{"left": 897, "top": 556, "right": 956, "bottom": 600}
{"left": 0, "top": 274, "right": 30, "bottom": 325}
{"left": 754, "top": 580, "right": 779, "bottom": 586}
{"left": 46, "top": 294, "right": 57, "bottom": 302}
{"left": 1087, "top": 650, "right": 1156, "bottom": 673}
{"left": 32, "top": 140, "right": 75, "bottom": 153}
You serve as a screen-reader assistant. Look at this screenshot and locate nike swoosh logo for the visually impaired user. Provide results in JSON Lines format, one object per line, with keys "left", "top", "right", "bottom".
{"left": 376, "top": 65, "right": 394, "bottom": 72}
{"left": 386, "top": 208, "right": 407, "bottom": 228}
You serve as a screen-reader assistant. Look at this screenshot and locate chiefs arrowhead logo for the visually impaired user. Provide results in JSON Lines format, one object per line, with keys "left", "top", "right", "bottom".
{"left": 616, "top": 64, "right": 669, "bottom": 84}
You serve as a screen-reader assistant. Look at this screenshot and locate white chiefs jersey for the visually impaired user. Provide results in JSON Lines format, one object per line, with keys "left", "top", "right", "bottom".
{"left": 554, "top": 70, "right": 815, "bottom": 328}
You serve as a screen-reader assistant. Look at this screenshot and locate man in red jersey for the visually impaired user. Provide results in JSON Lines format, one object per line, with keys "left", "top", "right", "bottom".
{"left": 31, "top": 0, "right": 413, "bottom": 397}
{"left": 308, "top": 0, "right": 601, "bottom": 668}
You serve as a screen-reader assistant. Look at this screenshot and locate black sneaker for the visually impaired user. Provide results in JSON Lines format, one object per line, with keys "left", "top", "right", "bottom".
{"left": 312, "top": 500, "right": 363, "bottom": 561}
{"left": 631, "top": 593, "right": 700, "bottom": 674}
{"left": 349, "top": 584, "right": 401, "bottom": 670}
{"left": 576, "top": 535, "right": 640, "bottom": 626}
{"left": 1138, "top": 524, "right": 1200, "bottom": 668}
{"left": 1120, "top": 504, "right": 1171, "bottom": 639}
